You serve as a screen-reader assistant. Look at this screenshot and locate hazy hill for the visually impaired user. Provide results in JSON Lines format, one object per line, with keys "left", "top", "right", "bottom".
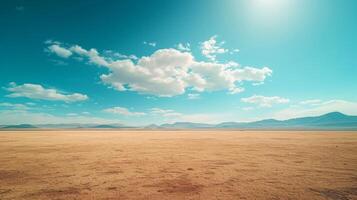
{"left": 2, "top": 124, "right": 38, "bottom": 129}
{"left": 145, "top": 124, "right": 161, "bottom": 129}
{"left": 1, "top": 112, "right": 356, "bottom": 130}
{"left": 161, "top": 112, "right": 357, "bottom": 130}
{"left": 160, "top": 122, "right": 215, "bottom": 129}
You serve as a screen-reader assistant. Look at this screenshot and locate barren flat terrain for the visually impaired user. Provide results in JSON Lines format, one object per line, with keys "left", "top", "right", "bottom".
{"left": 0, "top": 130, "right": 356, "bottom": 200}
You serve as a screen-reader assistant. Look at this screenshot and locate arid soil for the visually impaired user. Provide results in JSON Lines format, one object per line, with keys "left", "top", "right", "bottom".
{"left": 0, "top": 130, "right": 356, "bottom": 200}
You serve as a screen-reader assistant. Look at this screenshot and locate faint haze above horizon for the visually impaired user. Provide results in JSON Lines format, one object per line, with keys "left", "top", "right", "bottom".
{"left": 0, "top": 0, "right": 356, "bottom": 125}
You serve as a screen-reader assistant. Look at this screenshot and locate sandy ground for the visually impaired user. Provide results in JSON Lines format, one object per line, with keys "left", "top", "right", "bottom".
{"left": 0, "top": 130, "right": 356, "bottom": 200}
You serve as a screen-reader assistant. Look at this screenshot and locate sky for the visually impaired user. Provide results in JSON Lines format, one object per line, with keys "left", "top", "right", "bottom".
{"left": 0, "top": 0, "right": 357, "bottom": 125}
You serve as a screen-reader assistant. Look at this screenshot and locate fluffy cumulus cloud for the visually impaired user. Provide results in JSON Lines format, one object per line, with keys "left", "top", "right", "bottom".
{"left": 200, "top": 35, "right": 228, "bottom": 61}
{"left": 274, "top": 99, "right": 357, "bottom": 120}
{"left": 191, "top": 62, "right": 271, "bottom": 94}
{"left": 48, "top": 44, "right": 73, "bottom": 58}
{"left": 6, "top": 82, "right": 88, "bottom": 102}
{"left": 46, "top": 39, "right": 272, "bottom": 97}
{"left": 103, "top": 107, "right": 146, "bottom": 116}
{"left": 241, "top": 95, "right": 290, "bottom": 107}
{"left": 101, "top": 49, "right": 195, "bottom": 96}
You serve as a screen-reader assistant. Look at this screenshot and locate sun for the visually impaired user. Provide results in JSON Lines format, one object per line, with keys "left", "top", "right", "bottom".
{"left": 252, "top": 0, "right": 288, "bottom": 8}
{"left": 249, "top": 0, "right": 291, "bottom": 15}
{"left": 243, "top": 0, "right": 296, "bottom": 29}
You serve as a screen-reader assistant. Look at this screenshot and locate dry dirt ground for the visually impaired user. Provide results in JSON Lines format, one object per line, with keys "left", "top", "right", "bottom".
{"left": 0, "top": 130, "right": 356, "bottom": 200}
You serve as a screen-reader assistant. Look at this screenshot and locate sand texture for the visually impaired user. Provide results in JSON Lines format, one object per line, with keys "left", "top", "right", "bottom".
{"left": 0, "top": 130, "right": 356, "bottom": 199}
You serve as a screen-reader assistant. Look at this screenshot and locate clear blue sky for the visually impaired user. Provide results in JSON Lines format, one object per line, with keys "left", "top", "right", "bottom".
{"left": 0, "top": 0, "right": 356, "bottom": 125}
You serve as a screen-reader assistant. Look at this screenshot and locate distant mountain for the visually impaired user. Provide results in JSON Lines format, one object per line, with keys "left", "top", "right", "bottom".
{"left": 91, "top": 124, "right": 134, "bottom": 128}
{"left": 216, "top": 119, "right": 283, "bottom": 128}
{"left": 2, "top": 124, "right": 37, "bottom": 129}
{"left": 160, "top": 112, "right": 357, "bottom": 130}
{"left": 91, "top": 125, "right": 119, "bottom": 128}
{"left": 284, "top": 112, "right": 357, "bottom": 127}
{"left": 1, "top": 112, "right": 356, "bottom": 130}
{"left": 160, "top": 122, "right": 215, "bottom": 129}
{"left": 145, "top": 124, "right": 161, "bottom": 129}
{"left": 0, "top": 123, "right": 129, "bottom": 129}
{"left": 35, "top": 123, "right": 90, "bottom": 129}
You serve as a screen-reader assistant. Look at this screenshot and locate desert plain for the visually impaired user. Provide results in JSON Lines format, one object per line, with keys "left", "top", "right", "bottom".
{"left": 0, "top": 130, "right": 356, "bottom": 200}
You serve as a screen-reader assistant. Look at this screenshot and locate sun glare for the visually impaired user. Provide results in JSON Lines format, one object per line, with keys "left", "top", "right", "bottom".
{"left": 243, "top": 0, "right": 296, "bottom": 31}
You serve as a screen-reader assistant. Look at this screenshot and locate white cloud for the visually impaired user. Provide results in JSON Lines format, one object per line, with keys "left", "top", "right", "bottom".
{"left": 242, "top": 107, "right": 254, "bottom": 111}
{"left": 226, "top": 61, "right": 240, "bottom": 67}
{"left": 0, "top": 108, "right": 227, "bottom": 125}
{"left": 6, "top": 82, "right": 88, "bottom": 102}
{"left": 274, "top": 99, "right": 357, "bottom": 120}
{"left": 0, "top": 102, "right": 29, "bottom": 110}
{"left": 252, "top": 82, "right": 264, "bottom": 86}
{"left": 102, "top": 48, "right": 195, "bottom": 96}
{"left": 146, "top": 96, "right": 157, "bottom": 100}
{"left": 230, "top": 49, "right": 240, "bottom": 54}
{"left": 69, "top": 45, "right": 109, "bottom": 66}
{"left": 229, "top": 87, "right": 245, "bottom": 94}
{"left": 149, "top": 107, "right": 226, "bottom": 123}
{"left": 150, "top": 108, "right": 182, "bottom": 117}
{"left": 46, "top": 41, "right": 272, "bottom": 97}
{"left": 187, "top": 93, "right": 200, "bottom": 100}
{"left": 299, "top": 99, "right": 322, "bottom": 105}
{"left": 48, "top": 44, "right": 72, "bottom": 58}
{"left": 176, "top": 43, "right": 191, "bottom": 51}
{"left": 113, "top": 53, "right": 138, "bottom": 60}
{"left": 143, "top": 41, "right": 156, "bottom": 47}
{"left": 191, "top": 62, "right": 270, "bottom": 93}
{"left": 241, "top": 95, "right": 289, "bottom": 107}
{"left": 200, "top": 35, "right": 228, "bottom": 61}
{"left": 0, "top": 110, "right": 118, "bottom": 125}
{"left": 104, "top": 50, "right": 138, "bottom": 60}
{"left": 103, "top": 107, "right": 146, "bottom": 116}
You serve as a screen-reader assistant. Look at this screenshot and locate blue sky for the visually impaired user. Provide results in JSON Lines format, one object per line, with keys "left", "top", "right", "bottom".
{"left": 0, "top": 0, "right": 357, "bottom": 125}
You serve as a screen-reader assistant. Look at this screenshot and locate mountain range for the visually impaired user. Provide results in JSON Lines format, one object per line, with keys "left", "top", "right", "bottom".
{"left": 1, "top": 112, "right": 357, "bottom": 130}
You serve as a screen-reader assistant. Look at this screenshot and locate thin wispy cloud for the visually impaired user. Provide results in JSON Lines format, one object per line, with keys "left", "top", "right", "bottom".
{"left": 241, "top": 95, "right": 289, "bottom": 107}
{"left": 187, "top": 93, "right": 200, "bottom": 100}
{"left": 143, "top": 41, "right": 157, "bottom": 47}
{"left": 176, "top": 43, "right": 191, "bottom": 52}
{"left": 0, "top": 109, "right": 119, "bottom": 125}
{"left": 0, "top": 102, "right": 30, "bottom": 110}
{"left": 103, "top": 107, "right": 146, "bottom": 116}
{"left": 299, "top": 99, "right": 322, "bottom": 105}
{"left": 5, "top": 82, "right": 88, "bottom": 103}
